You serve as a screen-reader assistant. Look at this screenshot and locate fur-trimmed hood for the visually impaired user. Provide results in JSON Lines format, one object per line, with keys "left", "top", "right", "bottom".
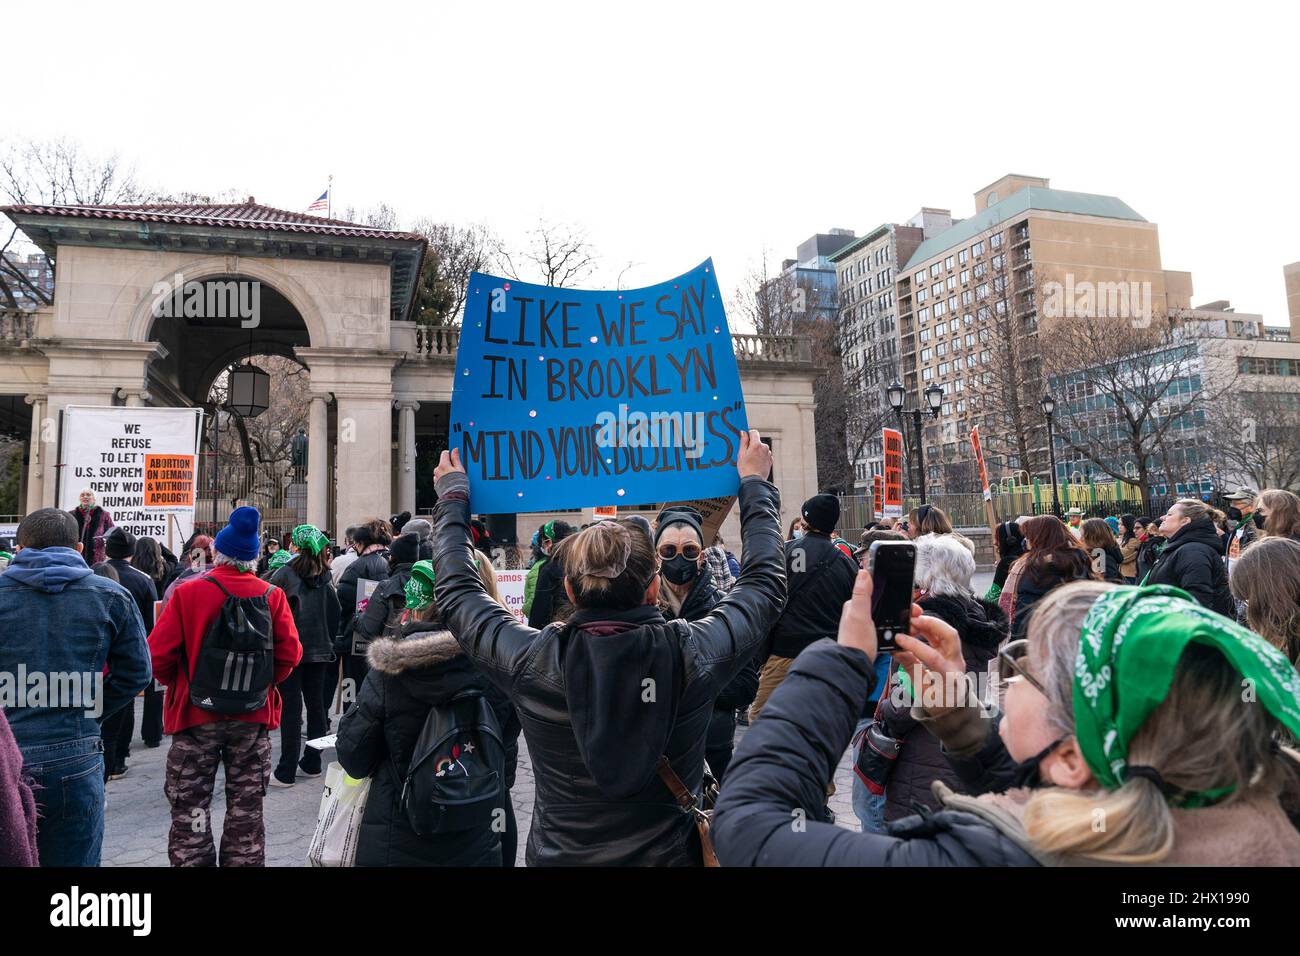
{"left": 366, "top": 626, "right": 462, "bottom": 675}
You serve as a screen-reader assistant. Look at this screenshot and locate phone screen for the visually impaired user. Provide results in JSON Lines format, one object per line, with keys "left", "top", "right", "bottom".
{"left": 868, "top": 541, "right": 915, "bottom": 652}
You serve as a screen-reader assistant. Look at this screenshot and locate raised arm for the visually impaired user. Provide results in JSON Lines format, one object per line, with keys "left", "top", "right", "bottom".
{"left": 686, "top": 431, "right": 786, "bottom": 688}
{"left": 432, "top": 450, "right": 540, "bottom": 691}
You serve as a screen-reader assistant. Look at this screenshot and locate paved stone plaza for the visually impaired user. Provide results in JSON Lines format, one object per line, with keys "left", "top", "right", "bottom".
{"left": 101, "top": 699, "right": 864, "bottom": 867}
{"left": 103, "top": 571, "right": 993, "bottom": 866}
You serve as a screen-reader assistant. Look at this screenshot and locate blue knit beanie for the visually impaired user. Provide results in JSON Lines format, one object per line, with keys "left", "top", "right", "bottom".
{"left": 214, "top": 506, "right": 261, "bottom": 562}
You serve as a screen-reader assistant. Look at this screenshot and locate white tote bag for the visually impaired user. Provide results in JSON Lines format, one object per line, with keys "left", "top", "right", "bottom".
{"left": 306, "top": 762, "right": 371, "bottom": 867}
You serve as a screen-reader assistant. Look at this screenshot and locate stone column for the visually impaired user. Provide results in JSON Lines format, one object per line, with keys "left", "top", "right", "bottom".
{"left": 24, "top": 395, "right": 45, "bottom": 514}
{"left": 396, "top": 400, "right": 420, "bottom": 517}
{"left": 307, "top": 395, "right": 330, "bottom": 531}
{"left": 333, "top": 396, "right": 393, "bottom": 532}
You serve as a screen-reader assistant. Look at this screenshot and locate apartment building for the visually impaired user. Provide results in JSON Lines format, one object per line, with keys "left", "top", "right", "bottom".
{"left": 1286, "top": 261, "right": 1300, "bottom": 341}
{"left": 769, "top": 229, "right": 857, "bottom": 324}
{"left": 830, "top": 211, "right": 949, "bottom": 492}
{"left": 0, "top": 250, "right": 53, "bottom": 309}
{"left": 894, "top": 174, "right": 1192, "bottom": 494}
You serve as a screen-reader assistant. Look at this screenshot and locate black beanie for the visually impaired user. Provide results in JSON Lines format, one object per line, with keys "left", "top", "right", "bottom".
{"left": 389, "top": 532, "right": 419, "bottom": 565}
{"left": 105, "top": 527, "right": 136, "bottom": 559}
{"left": 654, "top": 505, "right": 704, "bottom": 544}
{"left": 801, "top": 494, "right": 840, "bottom": 534}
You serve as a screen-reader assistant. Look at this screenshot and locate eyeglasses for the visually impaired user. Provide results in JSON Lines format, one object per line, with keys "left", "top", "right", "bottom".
{"left": 657, "top": 543, "right": 701, "bottom": 561}
{"left": 998, "top": 639, "right": 1047, "bottom": 696}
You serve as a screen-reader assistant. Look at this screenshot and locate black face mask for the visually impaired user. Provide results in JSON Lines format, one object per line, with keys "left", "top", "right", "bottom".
{"left": 662, "top": 555, "right": 698, "bottom": 586}
{"left": 1227, "top": 507, "right": 1242, "bottom": 521}
{"left": 1253, "top": 511, "right": 1266, "bottom": 529}
{"left": 1010, "top": 735, "right": 1068, "bottom": 789}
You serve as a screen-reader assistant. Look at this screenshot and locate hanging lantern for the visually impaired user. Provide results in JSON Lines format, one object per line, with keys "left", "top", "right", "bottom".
{"left": 228, "top": 363, "right": 270, "bottom": 418}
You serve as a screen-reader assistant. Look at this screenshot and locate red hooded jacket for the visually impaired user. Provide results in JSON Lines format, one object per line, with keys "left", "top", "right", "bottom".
{"left": 149, "top": 562, "right": 302, "bottom": 734}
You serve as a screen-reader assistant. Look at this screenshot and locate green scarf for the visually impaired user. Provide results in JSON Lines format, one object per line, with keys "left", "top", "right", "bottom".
{"left": 405, "top": 559, "right": 437, "bottom": 610}
{"left": 1074, "top": 584, "right": 1300, "bottom": 806}
{"left": 291, "top": 524, "right": 329, "bottom": 555}
{"left": 268, "top": 549, "right": 293, "bottom": 571}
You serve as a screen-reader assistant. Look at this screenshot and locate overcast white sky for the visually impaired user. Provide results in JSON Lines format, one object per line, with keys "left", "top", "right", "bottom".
{"left": 6, "top": 1, "right": 1298, "bottom": 321}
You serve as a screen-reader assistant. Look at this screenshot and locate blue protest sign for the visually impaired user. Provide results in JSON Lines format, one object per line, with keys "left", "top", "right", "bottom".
{"left": 449, "top": 260, "right": 749, "bottom": 514}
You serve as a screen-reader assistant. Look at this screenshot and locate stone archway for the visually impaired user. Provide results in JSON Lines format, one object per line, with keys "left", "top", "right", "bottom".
{"left": 125, "top": 256, "right": 329, "bottom": 351}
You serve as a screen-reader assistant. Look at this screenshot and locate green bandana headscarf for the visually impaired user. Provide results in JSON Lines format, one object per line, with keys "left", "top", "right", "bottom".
{"left": 291, "top": 524, "right": 329, "bottom": 555}
{"left": 405, "top": 559, "right": 437, "bottom": 610}
{"left": 1074, "top": 584, "right": 1300, "bottom": 806}
{"left": 268, "top": 549, "right": 293, "bottom": 570}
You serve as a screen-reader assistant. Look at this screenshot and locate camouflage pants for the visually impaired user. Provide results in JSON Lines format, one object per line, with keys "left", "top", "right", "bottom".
{"left": 164, "top": 721, "right": 271, "bottom": 867}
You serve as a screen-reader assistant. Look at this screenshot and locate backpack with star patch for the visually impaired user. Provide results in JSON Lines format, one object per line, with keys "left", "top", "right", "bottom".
{"left": 400, "top": 690, "right": 505, "bottom": 836}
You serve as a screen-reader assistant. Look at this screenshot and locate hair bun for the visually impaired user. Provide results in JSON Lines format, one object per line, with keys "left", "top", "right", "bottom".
{"left": 572, "top": 522, "right": 632, "bottom": 579}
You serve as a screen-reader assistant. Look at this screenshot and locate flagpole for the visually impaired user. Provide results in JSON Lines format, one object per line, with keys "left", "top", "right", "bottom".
{"left": 327, "top": 174, "right": 332, "bottom": 218}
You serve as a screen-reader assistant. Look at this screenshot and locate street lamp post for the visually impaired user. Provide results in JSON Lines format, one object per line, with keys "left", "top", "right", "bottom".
{"left": 1041, "top": 393, "right": 1061, "bottom": 518}
{"left": 888, "top": 380, "right": 943, "bottom": 505}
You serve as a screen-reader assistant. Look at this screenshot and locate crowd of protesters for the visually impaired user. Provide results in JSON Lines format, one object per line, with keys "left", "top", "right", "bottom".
{"left": 3, "top": 460, "right": 1300, "bottom": 869}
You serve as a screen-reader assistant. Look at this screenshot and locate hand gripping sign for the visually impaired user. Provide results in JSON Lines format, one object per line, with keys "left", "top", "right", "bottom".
{"left": 450, "top": 260, "right": 749, "bottom": 514}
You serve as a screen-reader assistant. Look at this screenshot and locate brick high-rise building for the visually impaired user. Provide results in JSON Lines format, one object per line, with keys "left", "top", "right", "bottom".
{"left": 894, "top": 174, "right": 1192, "bottom": 494}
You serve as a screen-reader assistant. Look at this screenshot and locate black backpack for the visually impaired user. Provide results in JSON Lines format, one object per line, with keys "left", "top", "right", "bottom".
{"left": 401, "top": 691, "right": 505, "bottom": 836}
{"left": 183, "top": 576, "right": 276, "bottom": 714}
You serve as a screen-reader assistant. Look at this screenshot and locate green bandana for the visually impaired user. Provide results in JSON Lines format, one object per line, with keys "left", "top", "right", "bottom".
{"left": 405, "top": 559, "right": 437, "bottom": 610}
{"left": 1074, "top": 584, "right": 1300, "bottom": 806}
{"left": 268, "top": 549, "right": 293, "bottom": 570}
{"left": 291, "top": 524, "right": 329, "bottom": 555}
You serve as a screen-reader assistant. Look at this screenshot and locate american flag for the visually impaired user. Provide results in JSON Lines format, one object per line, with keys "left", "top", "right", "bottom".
{"left": 306, "top": 188, "right": 329, "bottom": 214}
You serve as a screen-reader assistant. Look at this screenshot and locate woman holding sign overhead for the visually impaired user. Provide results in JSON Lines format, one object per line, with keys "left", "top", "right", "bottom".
{"left": 431, "top": 431, "right": 784, "bottom": 866}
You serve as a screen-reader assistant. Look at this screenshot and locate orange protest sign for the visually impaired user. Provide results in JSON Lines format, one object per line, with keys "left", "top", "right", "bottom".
{"left": 970, "top": 425, "right": 991, "bottom": 498}
{"left": 873, "top": 474, "right": 883, "bottom": 519}
{"left": 143, "top": 454, "right": 195, "bottom": 507}
{"left": 882, "top": 428, "right": 904, "bottom": 518}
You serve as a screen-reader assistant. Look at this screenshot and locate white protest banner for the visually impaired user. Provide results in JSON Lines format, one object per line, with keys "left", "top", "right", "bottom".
{"left": 59, "top": 406, "right": 204, "bottom": 552}
{"left": 496, "top": 569, "right": 528, "bottom": 623}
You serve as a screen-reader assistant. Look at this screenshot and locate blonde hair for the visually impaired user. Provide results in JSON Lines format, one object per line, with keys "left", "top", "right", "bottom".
{"left": 562, "top": 519, "right": 657, "bottom": 610}
{"left": 1018, "top": 581, "right": 1290, "bottom": 864}
{"left": 1171, "top": 498, "right": 1224, "bottom": 525}
{"left": 1231, "top": 536, "right": 1300, "bottom": 664}
{"left": 478, "top": 557, "right": 505, "bottom": 609}
{"left": 1260, "top": 489, "right": 1300, "bottom": 539}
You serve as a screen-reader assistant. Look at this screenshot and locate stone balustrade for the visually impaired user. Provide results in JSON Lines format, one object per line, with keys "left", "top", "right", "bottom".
{"left": 406, "top": 324, "right": 812, "bottom": 366}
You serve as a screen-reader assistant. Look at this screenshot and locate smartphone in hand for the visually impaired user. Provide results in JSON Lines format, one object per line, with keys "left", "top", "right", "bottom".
{"left": 866, "top": 541, "right": 916, "bottom": 653}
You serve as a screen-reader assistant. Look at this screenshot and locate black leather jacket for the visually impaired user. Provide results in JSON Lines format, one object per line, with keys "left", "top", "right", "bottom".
{"left": 432, "top": 473, "right": 785, "bottom": 866}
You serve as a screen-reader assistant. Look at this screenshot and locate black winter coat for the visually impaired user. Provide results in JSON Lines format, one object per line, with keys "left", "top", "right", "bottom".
{"left": 768, "top": 532, "right": 859, "bottom": 659}
{"left": 662, "top": 568, "right": 761, "bottom": 776}
{"left": 269, "top": 564, "right": 340, "bottom": 664}
{"left": 1146, "top": 517, "right": 1234, "bottom": 617}
{"left": 354, "top": 562, "right": 413, "bottom": 644}
{"left": 526, "top": 554, "right": 569, "bottom": 629}
{"left": 1099, "top": 545, "right": 1124, "bottom": 583}
{"left": 1011, "top": 549, "right": 1093, "bottom": 639}
{"left": 1136, "top": 535, "right": 1164, "bottom": 582}
{"left": 876, "top": 594, "right": 1006, "bottom": 822}
{"left": 432, "top": 473, "right": 786, "bottom": 866}
{"left": 336, "top": 619, "right": 514, "bottom": 867}
{"left": 712, "top": 640, "right": 1039, "bottom": 866}
{"left": 107, "top": 559, "right": 158, "bottom": 631}
{"left": 336, "top": 549, "right": 391, "bottom": 655}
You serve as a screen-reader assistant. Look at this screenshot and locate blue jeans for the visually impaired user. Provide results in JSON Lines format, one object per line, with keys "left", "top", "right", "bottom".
{"left": 851, "top": 717, "right": 888, "bottom": 834}
{"left": 22, "top": 735, "right": 105, "bottom": 866}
